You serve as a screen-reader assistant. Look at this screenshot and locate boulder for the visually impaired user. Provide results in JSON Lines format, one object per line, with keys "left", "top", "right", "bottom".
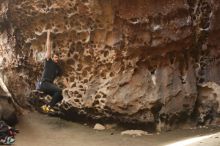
{"left": 0, "top": 0, "right": 220, "bottom": 130}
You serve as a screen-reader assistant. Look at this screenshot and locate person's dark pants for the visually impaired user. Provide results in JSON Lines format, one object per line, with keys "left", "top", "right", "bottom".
{"left": 39, "top": 81, "right": 63, "bottom": 107}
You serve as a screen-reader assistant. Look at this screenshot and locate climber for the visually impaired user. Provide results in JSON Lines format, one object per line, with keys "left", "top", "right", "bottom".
{"left": 37, "top": 30, "right": 63, "bottom": 113}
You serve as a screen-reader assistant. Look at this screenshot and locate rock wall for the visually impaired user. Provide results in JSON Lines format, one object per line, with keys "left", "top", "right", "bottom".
{"left": 0, "top": 0, "right": 220, "bottom": 130}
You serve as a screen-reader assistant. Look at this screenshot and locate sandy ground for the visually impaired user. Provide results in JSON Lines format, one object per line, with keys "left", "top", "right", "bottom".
{"left": 14, "top": 112, "right": 220, "bottom": 146}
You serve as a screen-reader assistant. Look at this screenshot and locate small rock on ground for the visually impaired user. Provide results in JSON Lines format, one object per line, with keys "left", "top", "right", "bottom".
{"left": 93, "top": 123, "right": 105, "bottom": 130}
{"left": 121, "top": 130, "right": 152, "bottom": 136}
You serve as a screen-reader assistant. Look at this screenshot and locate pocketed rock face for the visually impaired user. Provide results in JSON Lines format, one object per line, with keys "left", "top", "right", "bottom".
{"left": 0, "top": 0, "right": 220, "bottom": 130}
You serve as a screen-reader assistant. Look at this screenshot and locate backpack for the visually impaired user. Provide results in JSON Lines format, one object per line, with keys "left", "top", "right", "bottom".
{"left": 0, "top": 121, "right": 18, "bottom": 145}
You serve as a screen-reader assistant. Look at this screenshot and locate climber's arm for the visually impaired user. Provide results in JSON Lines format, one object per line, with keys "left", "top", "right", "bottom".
{"left": 45, "top": 30, "right": 51, "bottom": 60}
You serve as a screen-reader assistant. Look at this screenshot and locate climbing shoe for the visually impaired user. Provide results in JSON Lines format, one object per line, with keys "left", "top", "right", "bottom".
{"left": 41, "top": 105, "right": 48, "bottom": 112}
{"left": 41, "top": 105, "right": 55, "bottom": 113}
{"left": 48, "top": 106, "right": 55, "bottom": 113}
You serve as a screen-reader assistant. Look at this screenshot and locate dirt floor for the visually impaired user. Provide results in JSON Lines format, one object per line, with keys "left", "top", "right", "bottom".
{"left": 14, "top": 112, "right": 220, "bottom": 146}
